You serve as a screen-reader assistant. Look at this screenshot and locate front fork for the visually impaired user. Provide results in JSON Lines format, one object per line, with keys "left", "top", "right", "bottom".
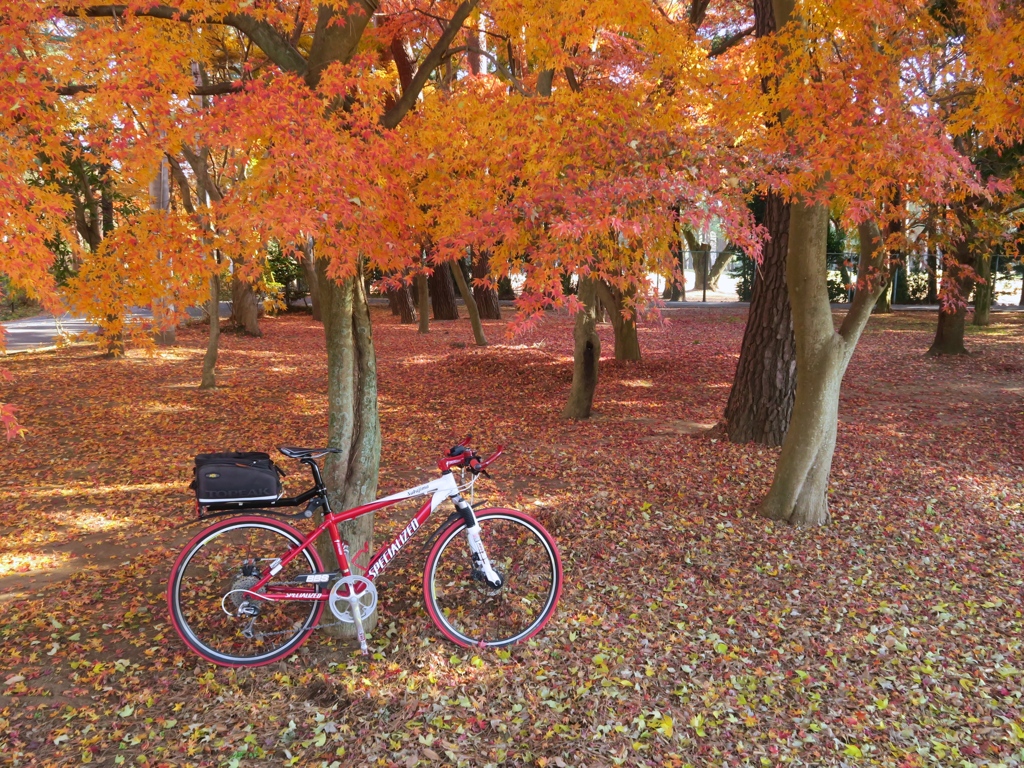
{"left": 452, "top": 494, "right": 503, "bottom": 589}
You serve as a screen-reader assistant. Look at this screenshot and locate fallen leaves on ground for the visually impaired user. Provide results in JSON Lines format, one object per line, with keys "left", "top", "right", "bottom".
{"left": 1, "top": 307, "right": 1022, "bottom": 767}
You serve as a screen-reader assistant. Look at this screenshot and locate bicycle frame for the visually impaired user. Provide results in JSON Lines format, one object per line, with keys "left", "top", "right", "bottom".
{"left": 241, "top": 471, "right": 469, "bottom": 604}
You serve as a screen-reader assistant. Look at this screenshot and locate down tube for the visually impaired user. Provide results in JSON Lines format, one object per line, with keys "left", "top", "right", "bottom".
{"left": 365, "top": 498, "right": 434, "bottom": 581}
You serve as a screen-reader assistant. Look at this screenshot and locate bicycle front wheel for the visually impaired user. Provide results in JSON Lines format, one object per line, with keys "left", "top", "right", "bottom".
{"left": 423, "top": 508, "right": 562, "bottom": 648}
{"left": 167, "top": 516, "right": 325, "bottom": 667}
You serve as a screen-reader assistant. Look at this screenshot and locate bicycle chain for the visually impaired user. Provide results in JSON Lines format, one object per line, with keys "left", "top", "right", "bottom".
{"left": 237, "top": 580, "right": 359, "bottom": 639}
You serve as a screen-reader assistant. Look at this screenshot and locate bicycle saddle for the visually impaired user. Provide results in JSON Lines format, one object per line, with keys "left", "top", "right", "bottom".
{"left": 277, "top": 446, "right": 343, "bottom": 459}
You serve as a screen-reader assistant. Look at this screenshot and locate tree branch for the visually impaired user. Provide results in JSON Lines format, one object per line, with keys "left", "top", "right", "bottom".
{"left": 710, "top": 25, "right": 755, "bottom": 57}
{"left": 55, "top": 81, "right": 244, "bottom": 96}
{"left": 71, "top": 5, "right": 307, "bottom": 74}
{"left": 838, "top": 220, "right": 886, "bottom": 343}
{"left": 380, "top": 0, "right": 479, "bottom": 129}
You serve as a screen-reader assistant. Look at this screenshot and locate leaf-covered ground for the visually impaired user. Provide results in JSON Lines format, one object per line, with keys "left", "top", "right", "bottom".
{"left": 1, "top": 307, "right": 1023, "bottom": 767}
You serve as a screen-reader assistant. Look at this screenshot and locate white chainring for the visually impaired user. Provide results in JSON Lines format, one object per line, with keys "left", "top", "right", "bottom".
{"left": 328, "top": 575, "right": 378, "bottom": 623}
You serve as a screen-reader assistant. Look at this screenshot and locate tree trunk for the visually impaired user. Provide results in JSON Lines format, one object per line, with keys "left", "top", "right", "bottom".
{"left": 594, "top": 281, "right": 641, "bottom": 361}
{"left": 928, "top": 236, "right": 975, "bottom": 355}
{"left": 873, "top": 274, "right": 892, "bottom": 313}
{"left": 562, "top": 277, "right": 601, "bottom": 419}
{"left": 301, "top": 238, "right": 322, "bottom": 321}
{"left": 450, "top": 261, "right": 487, "bottom": 346}
{"left": 199, "top": 269, "right": 220, "bottom": 390}
{"left": 396, "top": 283, "right": 416, "bottom": 324}
{"left": 759, "top": 2, "right": 885, "bottom": 525}
{"left": 315, "top": 262, "right": 382, "bottom": 638}
{"left": 416, "top": 273, "right": 430, "bottom": 333}
{"left": 706, "top": 249, "right": 733, "bottom": 291}
{"left": 972, "top": 252, "right": 992, "bottom": 326}
{"left": 472, "top": 251, "right": 501, "bottom": 320}
{"left": 428, "top": 261, "right": 459, "bottom": 320}
{"left": 725, "top": 192, "right": 796, "bottom": 446}
{"left": 926, "top": 249, "right": 939, "bottom": 303}
{"left": 231, "top": 276, "right": 263, "bottom": 336}
{"left": 690, "top": 243, "right": 712, "bottom": 292}
{"left": 760, "top": 207, "right": 887, "bottom": 526}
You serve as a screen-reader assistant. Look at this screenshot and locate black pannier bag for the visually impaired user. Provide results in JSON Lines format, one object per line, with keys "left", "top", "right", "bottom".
{"left": 191, "top": 452, "right": 283, "bottom": 505}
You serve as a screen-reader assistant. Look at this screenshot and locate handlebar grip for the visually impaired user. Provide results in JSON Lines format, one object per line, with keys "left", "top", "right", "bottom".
{"left": 478, "top": 446, "right": 504, "bottom": 469}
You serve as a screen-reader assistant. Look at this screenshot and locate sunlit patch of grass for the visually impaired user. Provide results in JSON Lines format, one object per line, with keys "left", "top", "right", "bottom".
{"left": 0, "top": 550, "right": 69, "bottom": 576}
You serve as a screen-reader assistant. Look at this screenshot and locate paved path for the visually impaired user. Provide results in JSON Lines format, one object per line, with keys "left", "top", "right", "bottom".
{"left": 2, "top": 303, "right": 231, "bottom": 353}
{"left": 4, "top": 300, "right": 1020, "bottom": 353}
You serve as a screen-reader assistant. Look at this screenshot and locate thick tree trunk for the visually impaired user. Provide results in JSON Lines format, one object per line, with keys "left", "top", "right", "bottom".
{"left": 873, "top": 277, "right": 892, "bottom": 313}
{"left": 725, "top": 192, "right": 795, "bottom": 446}
{"left": 928, "top": 237, "right": 975, "bottom": 355}
{"left": 428, "top": 261, "right": 459, "bottom": 320}
{"left": 972, "top": 252, "right": 992, "bottom": 326}
{"left": 301, "top": 238, "right": 322, "bottom": 321}
{"left": 562, "top": 277, "right": 601, "bottom": 419}
{"left": 416, "top": 273, "right": 430, "bottom": 333}
{"left": 594, "top": 281, "right": 641, "bottom": 361}
{"left": 472, "top": 252, "right": 501, "bottom": 320}
{"left": 396, "top": 283, "right": 416, "bottom": 324}
{"left": 761, "top": 209, "right": 887, "bottom": 526}
{"left": 450, "top": 262, "right": 487, "bottom": 346}
{"left": 315, "top": 262, "right": 382, "bottom": 638}
{"left": 199, "top": 270, "right": 220, "bottom": 389}
{"left": 231, "top": 276, "right": 263, "bottom": 336}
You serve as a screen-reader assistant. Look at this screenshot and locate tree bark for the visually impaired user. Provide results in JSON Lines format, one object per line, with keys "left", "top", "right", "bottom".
{"left": 472, "top": 251, "right": 501, "bottom": 319}
{"left": 706, "top": 249, "right": 733, "bottom": 291}
{"left": 691, "top": 243, "right": 712, "bottom": 291}
{"left": 725, "top": 192, "right": 795, "bottom": 446}
{"left": 972, "top": 252, "right": 992, "bottom": 326}
{"left": 315, "top": 262, "right": 382, "bottom": 638}
{"left": 873, "top": 274, "right": 892, "bottom": 313}
{"left": 761, "top": 210, "right": 887, "bottom": 526}
{"left": 230, "top": 275, "right": 263, "bottom": 336}
{"left": 450, "top": 261, "right": 487, "bottom": 346}
{"left": 562, "top": 277, "right": 601, "bottom": 419}
{"left": 926, "top": 249, "right": 939, "bottom": 303}
{"left": 387, "top": 284, "right": 415, "bottom": 323}
{"left": 928, "top": 235, "right": 975, "bottom": 355}
{"left": 301, "top": 237, "right": 322, "bottom": 321}
{"left": 416, "top": 273, "right": 430, "bottom": 333}
{"left": 428, "top": 260, "right": 460, "bottom": 320}
{"left": 594, "top": 281, "right": 641, "bottom": 361}
{"left": 200, "top": 269, "right": 220, "bottom": 389}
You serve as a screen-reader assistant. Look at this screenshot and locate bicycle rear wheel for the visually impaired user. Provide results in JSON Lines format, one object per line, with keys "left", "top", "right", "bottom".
{"left": 423, "top": 508, "right": 562, "bottom": 648}
{"left": 167, "top": 516, "right": 325, "bottom": 667}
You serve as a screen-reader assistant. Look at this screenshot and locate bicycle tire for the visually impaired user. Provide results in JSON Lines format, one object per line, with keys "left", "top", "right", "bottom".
{"left": 423, "top": 508, "right": 562, "bottom": 648}
{"left": 167, "top": 516, "right": 325, "bottom": 667}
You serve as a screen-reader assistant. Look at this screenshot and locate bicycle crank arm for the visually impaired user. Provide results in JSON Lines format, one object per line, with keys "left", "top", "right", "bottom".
{"left": 348, "top": 591, "right": 369, "bottom": 655}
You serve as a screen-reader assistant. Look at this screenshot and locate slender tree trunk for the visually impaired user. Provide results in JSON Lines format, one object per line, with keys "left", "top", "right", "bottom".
{"left": 315, "top": 261, "right": 381, "bottom": 638}
{"left": 231, "top": 276, "right": 263, "bottom": 336}
{"left": 927, "top": 249, "right": 939, "bottom": 303}
{"left": 472, "top": 251, "right": 501, "bottom": 320}
{"left": 873, "top": 272, "right": 892, "bottom": 313}
{"left": 760, "top": 208, "right": 887, "bottom": 526}
{"left": 1019, "top": 267, "right": 1024, "bottom": 307}
{"left": 725, "top": 192, "right": 795, "bottom": 446}
{"left": 416, "top": 273, "right": 430, "bottom": 334}
{"left": 706, "top": 250, "right": 733, "bottom": 291}
{"left": 972, "top": 252, "right": 992, "bottom": 326}
{"left": 301, "top": 237, "right": 322, "bottom": 321}
{"left": 562, "top": 277, "right": 600, "bottom": 419}
{"left": 394, "top": 283, "right": 416, "bottom": 324}
{"left": 428, "top": 261, "right": 459, "bottom": 320}
{"left": 200, "top": 269, "right": 220, "bottom": 390}
{"left": 594, "top": 281, "right": 641, "bottom": 361}
{"left": 450, "top": 261, "right": 487, "bottom": 346}
{"left": 928, "top": 237, "right": 975, "bottom": 355}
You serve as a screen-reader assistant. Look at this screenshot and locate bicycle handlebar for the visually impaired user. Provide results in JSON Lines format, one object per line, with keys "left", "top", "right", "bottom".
{"left": 437, "top": 441, "right": 504, "bottom": 474}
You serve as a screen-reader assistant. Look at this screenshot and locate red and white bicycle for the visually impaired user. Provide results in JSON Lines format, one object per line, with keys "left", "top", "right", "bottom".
{"left": 167, "top": 440, "right": 563, "bottom": 667}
